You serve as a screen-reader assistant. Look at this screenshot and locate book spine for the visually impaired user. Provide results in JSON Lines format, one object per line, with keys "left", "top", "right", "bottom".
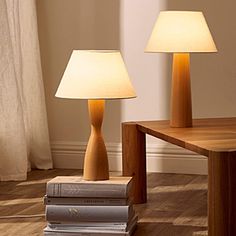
{"left": 44, "top": 231, "right": 129, "bottom": 236}
{"left": 46, "top": 205, "right": 131, "bottom": 223}
{"left": 48, "top": 223, "right": 127, "bottom": 228}
{"left": 48, "top": 222, "right": 128, "bottom": 228}
{"left": 44, "top": 196, "right": 129, "bottom": 206}
{"left": 48, "top": 214, "right": 137, "bottom": 227}
{"left": 48, "top": 226, "right": 127, "bottom": 232}
{"left": 46, "top": 183, "right": 128, "bottom": 198}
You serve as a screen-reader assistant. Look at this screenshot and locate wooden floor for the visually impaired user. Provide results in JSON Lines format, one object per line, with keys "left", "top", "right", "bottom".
{"left": 0, "top": 169, "right": 207, "bottom": 236}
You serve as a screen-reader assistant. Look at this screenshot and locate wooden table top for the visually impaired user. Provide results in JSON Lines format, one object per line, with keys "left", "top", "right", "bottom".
{"left": 133, "top": 117, "right": 236, "bottom": 156}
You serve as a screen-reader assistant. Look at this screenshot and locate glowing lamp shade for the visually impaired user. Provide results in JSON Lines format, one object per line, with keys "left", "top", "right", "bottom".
{"left": 55, "top": 50, "right": 136, "bottom": 181}
{"left": 145, "top": 11, "right": 217, "bottom": 128}
{"left": 56, "top": 50, "right": 136, "bottom": 99}
{"left": 145, "top": 11, "right": 217, "bottom": 53}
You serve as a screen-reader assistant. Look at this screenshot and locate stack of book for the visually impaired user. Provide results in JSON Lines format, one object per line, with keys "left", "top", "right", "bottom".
{"left": 43, "top": 176, "right": 137, "bottom": 236}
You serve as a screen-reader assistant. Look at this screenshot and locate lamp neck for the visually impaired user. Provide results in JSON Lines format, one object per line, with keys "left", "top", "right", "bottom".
{"left": 173, "top": 53, "right": 190, "bottom": 68}
{"left": 171, "top": 53, "right": 192, "bottom": 127}
{"left": 88, "top": 99, "right": 105, "bottom": 129}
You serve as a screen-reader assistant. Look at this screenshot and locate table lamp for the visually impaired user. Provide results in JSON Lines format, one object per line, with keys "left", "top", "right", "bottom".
{"left": 56, "top": 50, "right": 136, "bottom": 180}
{"left": 145, "top": 11, "right": 217, "bottom": 127}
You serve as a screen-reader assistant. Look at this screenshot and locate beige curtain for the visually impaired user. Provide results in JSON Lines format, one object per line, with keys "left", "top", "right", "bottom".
{"left": 0, "top": 0, "right": 52, "bottom": 181}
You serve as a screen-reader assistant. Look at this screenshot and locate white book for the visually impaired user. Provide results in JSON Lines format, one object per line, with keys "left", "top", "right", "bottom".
{"left": 46, "top": 176, "right": 133, "bottom": 198}
{"left": 44, "top": 231, "right": 134, "bottom": 236}
{"left": 48, "top": 215, "right": 138, "bottom": 232}
{"left": 46, "top": 205, "right": 134, "bottom": 223}
{"left": 44, "top": 215, "right": 137, "bottom": 236}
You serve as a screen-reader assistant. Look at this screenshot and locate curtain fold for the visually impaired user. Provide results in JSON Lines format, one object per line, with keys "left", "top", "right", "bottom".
{"left": 0, "top": 0, "right": 52, "bottom": 181}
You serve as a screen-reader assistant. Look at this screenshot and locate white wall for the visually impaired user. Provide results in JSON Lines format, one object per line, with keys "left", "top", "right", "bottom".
{"left": 37, "top": 0, "right": 236, "bottom": 174}
{"left": 120, "top": 0, "right": 170, "bottom": 123}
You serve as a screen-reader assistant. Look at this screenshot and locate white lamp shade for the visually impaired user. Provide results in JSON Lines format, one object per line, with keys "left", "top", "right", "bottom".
{"left": 145, "top": 11, "right": 217, "bottom": 53}
{"left": 55, "top": 50, "right": 136, "bottom": 99}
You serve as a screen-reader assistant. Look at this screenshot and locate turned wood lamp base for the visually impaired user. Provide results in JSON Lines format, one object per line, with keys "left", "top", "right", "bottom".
{"left": 83, "top": 99, "right": 109, "bottom": 181}
{"left": 170, "top": 53, "right": 192, "bottom": 128}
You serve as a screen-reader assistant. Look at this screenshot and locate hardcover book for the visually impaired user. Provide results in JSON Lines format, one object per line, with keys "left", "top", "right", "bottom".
{"left": 48, "top": 215, "right": 138, "bottom": 231}
{"left": 44, "top": 230, "right": 135, "bottom": 236}
{"left": 44, "top": 196, "right": 131, "bottom": 206}
{"left": 46, "top": 205, "right": 134, "bottom": 223}
{"left": 44, "top": 215, "right": 137, "bottom": 236}
{"left": 46, "top": 176, "right": 133, "bottom": 198}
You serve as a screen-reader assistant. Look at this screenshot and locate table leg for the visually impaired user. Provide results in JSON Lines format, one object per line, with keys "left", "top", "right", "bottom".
{"left": 208, "top": 151, "right": 236, "bottom": 236}
{"left": 122, "top": 122, "right": 146, "bottom": 204}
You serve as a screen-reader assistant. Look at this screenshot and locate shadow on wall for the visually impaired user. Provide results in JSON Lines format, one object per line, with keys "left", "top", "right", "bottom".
{"left": 119, "top": 0, "right": 171, "bottom": 123}
{"left": 118, "top": 0, "right": 176, "bottom": 173}
{"left": 36, "top": 0, "right": 122, "bottom": 144}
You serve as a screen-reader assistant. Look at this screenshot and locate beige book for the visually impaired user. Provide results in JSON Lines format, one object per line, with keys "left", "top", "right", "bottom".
{"left": 46, "top": 176, "right": 133, "bottom": 198}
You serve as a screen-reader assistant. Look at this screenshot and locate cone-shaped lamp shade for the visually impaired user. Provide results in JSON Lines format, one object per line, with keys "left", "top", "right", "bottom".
{"left": 55, "top": 50, "right": 136, "bottom": 99}
{"left": 145, "top": 11, "right": 217, "bottom": 53}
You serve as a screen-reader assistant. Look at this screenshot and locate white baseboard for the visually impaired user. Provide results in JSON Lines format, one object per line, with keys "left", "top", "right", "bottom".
{"left": 51, "top": 141, "right": 207, "bottom": 175}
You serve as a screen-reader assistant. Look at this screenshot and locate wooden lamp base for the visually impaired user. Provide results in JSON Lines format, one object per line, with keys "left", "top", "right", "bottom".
{"left": 83, "top": 99, "right": 109, "bottom": 181}
{"left": 170, "top": 53, "right": 192, "bottom": 128}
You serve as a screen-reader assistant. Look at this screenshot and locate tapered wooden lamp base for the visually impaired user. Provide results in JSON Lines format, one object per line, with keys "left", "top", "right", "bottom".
{"left": 83, "top": 100, "right": 109, "bottom": 181}
{"left": 170, "top": 53, "right": 192, "bottom": 128}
